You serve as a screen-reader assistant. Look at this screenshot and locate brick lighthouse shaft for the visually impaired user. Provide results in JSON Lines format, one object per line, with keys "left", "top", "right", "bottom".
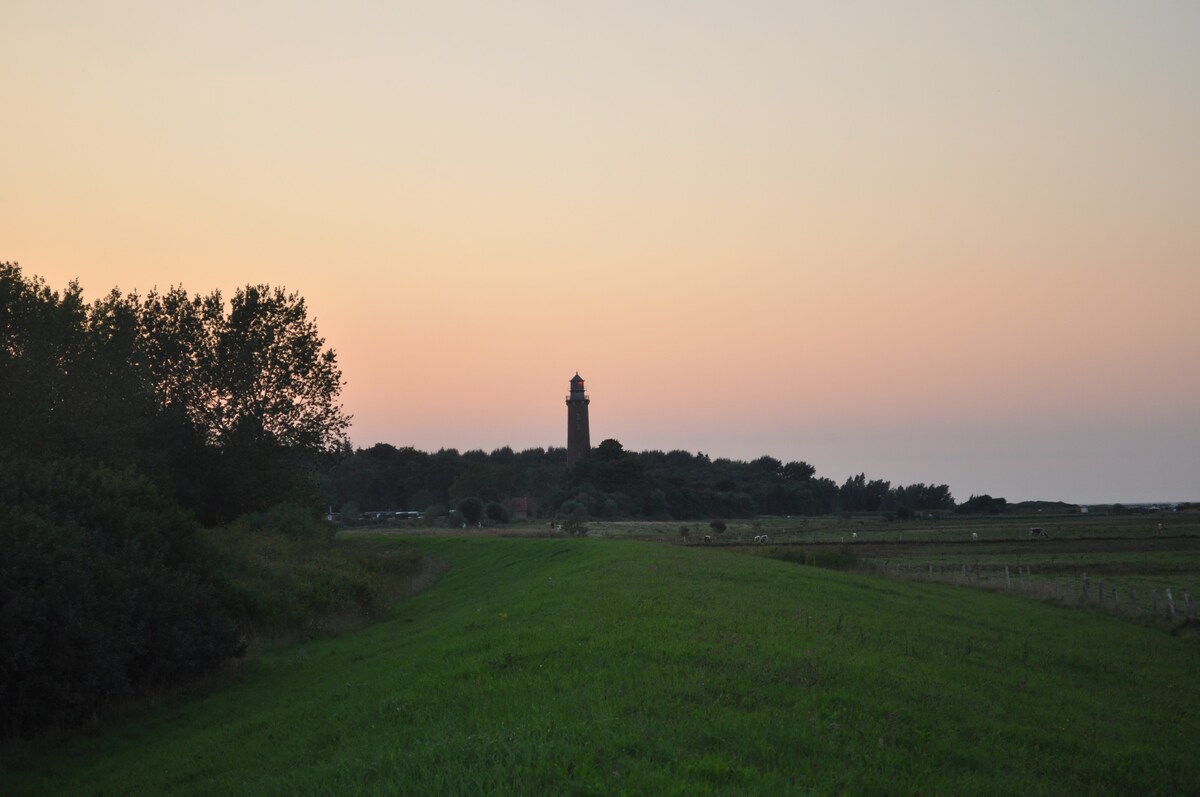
{"left": 566, "top": 373, "right": 590, "bottom": 467}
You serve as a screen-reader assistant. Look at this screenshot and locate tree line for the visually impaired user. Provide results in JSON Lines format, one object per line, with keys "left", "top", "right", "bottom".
{"left": 1, "top": 262, "right": 349, "bottom": 737}
{"left": 329, "top": 438, "right": 957, "bottom": 524}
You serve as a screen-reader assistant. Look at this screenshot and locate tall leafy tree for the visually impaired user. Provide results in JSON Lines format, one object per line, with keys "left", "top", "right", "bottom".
{"left": 0, "top": 263, "right": 89, "bottom": 457}
{"left": 139, "top": 285, "right": 348, "bottom": 453}
{"left": 137, "top": 284, "right": 350, "bottom": 519}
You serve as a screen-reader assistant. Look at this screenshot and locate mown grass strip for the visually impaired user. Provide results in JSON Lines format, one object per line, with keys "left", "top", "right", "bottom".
{"left": 5, "top": 535, "right": 1197, "bottom": 796}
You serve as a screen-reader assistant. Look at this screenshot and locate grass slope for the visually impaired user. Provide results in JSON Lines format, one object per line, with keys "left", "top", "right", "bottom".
{"left": 5, "top": 537, "right": 1198, "bottom": 795}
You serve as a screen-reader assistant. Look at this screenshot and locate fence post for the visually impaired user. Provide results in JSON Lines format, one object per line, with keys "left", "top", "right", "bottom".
{"left": 1112, "top": 587, "right": 1118, "bottom": 612}
{"left": 1166, "top": 588, "right": 1176, "bottom": 618}
{"left": 1005, "top": 566, "right": 1012, "bottom": 590}
{"left": 1129, "top": 588, "right": 1137, "bottom": 613}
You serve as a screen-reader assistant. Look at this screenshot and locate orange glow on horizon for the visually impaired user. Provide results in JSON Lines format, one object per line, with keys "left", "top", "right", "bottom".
{"left": 3, "top": 1, "right": 1198, "bottom": 502}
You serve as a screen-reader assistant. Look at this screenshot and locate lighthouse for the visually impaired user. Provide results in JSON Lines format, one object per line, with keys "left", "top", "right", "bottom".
{"left": 565, "top": 372, "right": 591, "bottom": 466}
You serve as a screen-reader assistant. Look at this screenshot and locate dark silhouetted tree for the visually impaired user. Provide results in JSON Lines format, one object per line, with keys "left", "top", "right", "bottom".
{"left": 458, "top": 496, "right": 485, "bottom": 525}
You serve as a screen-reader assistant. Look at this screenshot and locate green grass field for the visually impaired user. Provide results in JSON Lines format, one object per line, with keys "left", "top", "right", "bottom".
{"left": 5, "top": 535, "right": 1199, "bottom": 795}
{"left": 582, "top": 511, "right": 1200, "bottom": 623}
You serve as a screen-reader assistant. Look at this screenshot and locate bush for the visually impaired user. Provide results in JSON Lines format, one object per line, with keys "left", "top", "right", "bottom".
{"left": 562, "top": 515, "right": 588, "bottom": 536}
{"left": 339, "top": 500, "right": 362, "bottom": 526}
{"left": 955, "top": 494, "right": 1007, "bottom": 515}
{"left": 709, "top": 519, "right": 727, "bottom": 534}
{"left": 0, "top": 456, "right": 242, "bottom": 739}
{"left": 237, "top": 502, "right": 334, "bottom": 542}
{"left": 457, "top": 497, "right": 484, "bottom": 525}
{"left": 485, "top": 501, "right": 509, "bottom": 523}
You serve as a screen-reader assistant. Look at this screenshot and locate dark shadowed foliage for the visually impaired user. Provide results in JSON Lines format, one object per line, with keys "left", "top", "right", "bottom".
{"left": 0, "top": 456, "right": 241, "bottom": 738}
{"left": 328, "top": 439, "right": 953, "bottom": 523}
{"left": 0, "top": 263, "right": 350, "bottom": 523}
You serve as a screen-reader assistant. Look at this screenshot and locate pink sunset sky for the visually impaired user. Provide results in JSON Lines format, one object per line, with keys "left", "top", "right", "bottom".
{"left": 3, "top": 1, "right": 1197, "bottom": 504}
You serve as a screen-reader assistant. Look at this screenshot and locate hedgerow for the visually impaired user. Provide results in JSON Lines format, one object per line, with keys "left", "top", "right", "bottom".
{"left": 0, "top": 456, "right": 241, "bottom": 738}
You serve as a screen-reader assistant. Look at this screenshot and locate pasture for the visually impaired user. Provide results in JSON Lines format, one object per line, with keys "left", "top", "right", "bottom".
{"left": 577, "top": 511, "right": 1200, "bottom": 622}
{"left": 5, "top": 531, "right": 1198, "bottom": 795}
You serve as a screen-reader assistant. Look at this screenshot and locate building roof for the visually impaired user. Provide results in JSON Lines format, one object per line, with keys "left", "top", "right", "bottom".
{"left": 570, "top": 373, "right": 585, "bottom": 383}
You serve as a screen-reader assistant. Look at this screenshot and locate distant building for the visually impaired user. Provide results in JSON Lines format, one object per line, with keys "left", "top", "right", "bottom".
{"left": 566, "top": 372, "right": 591, "bottom": 467}
{"left": 510, "top": 497, "right": 530, "bottom": 520}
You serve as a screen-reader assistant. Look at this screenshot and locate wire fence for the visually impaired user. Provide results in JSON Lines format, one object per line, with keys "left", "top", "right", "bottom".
{"left": 872, "top": 560, "right": 1199, "bottom": 623}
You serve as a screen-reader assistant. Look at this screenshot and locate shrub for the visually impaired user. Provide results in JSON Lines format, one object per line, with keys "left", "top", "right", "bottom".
{"left": 339, "top": 500, "right": 362, "bottom": 526}
{"left": 237, "top": 502, "right": 334, "bottom": 542}
{"left": 562, "top": 515, "right": 588, "bottom": 536}
{"left": 0, "top": 456, "right": 241, "bottom": 739}
{"left": 457, "top": 497, "right": 484, "bottom": 525}
{"left": 710, "top": 519, "right": 727, "bottom": 534}
{"left": 422, "top": 504, "right": 447, "bottom": 526}
{"left": 485, "top": 501, "right": 509, "bottom": 523}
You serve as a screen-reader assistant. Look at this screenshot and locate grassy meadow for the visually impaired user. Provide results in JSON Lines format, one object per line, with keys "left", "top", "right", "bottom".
{"left": 5, "top": 533, "right": 1199, "bottom": 795}
{"left": 576, "top": 511, "right": 1200, "bottom": 622}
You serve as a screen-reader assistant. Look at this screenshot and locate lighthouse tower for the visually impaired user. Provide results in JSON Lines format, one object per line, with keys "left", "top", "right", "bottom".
{"left": 565, "top": 373, "right": 591, "bottom": 466}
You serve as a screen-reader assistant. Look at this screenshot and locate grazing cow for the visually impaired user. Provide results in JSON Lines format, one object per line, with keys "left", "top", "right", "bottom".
{"left": 703, "top": 535, "right": 713, "bottom": 544}
{"left": 760, "top": 534, "right": 770, "bottom": 544}
{"left": 851, "top": 532, "right": 858, "bottom": 541}
{"left": 1029, "top": 527, "right": 1047, "bottom": 539}
{"left": 971, "top": 532, "right": 978, "bottom": 541}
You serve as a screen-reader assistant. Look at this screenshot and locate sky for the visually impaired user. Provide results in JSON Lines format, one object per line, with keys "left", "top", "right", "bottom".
{"left": 3, "top": 1, "right": 1198, "bottom": 504}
